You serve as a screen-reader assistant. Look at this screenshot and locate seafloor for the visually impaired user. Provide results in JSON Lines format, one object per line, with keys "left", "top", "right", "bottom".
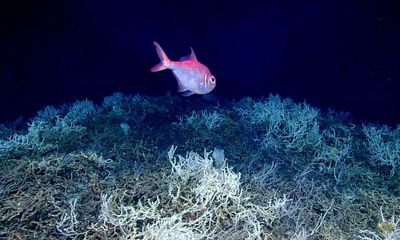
{"left": 0, "top": 92, "right": 399, "bottom": 239}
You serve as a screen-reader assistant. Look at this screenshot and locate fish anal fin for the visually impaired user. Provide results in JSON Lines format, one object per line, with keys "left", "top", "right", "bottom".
{"left": 181, "top": 90, "right": 195, "bottom": 97}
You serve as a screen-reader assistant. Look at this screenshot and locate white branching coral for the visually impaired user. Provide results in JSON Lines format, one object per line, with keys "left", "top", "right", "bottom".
{"left": 235, "top": 94, "right": 322, "bottom": 153}
{"left": 94, "top": 146, "right": 288, "bottom": 239}
{"left": 363, "top": 125, "right": 400, "bottom": 175}
{"left": 176, "top": 110, "right": 224, "bottom": 130}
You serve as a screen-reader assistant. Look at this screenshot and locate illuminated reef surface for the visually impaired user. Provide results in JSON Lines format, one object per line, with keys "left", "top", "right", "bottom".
{"left": 0, "top": 93, "right": 399, "bottom": 239}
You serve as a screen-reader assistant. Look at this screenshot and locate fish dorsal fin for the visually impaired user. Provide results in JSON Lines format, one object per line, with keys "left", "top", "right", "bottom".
{"left": 179, "top": 47, "right": 197, "bottom": 61}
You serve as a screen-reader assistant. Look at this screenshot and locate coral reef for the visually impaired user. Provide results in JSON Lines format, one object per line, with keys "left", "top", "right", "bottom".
{"left": 0, "top": 93, "right": 399, "bottom": 239}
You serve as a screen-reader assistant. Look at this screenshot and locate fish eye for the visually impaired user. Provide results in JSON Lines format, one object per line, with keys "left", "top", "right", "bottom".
{"left": 210, "top": 76, "right": 216, "bottom": 84}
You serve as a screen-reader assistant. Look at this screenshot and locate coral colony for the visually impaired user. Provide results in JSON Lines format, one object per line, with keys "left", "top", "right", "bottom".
{"left": 0, "top": 92, "right": 399, "bottom": 239}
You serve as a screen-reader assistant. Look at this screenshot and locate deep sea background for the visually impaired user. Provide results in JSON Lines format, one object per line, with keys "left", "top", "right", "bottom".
{"left": 0, "top": 0, "right": 399, "bottom": 125}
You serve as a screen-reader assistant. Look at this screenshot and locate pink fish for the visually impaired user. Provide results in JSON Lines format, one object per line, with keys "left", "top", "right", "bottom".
{"left": 151, "top": 41, "right": 216, "bottom": 96}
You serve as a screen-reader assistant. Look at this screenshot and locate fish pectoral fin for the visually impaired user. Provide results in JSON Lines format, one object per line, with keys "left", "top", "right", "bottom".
{"left": 179, "top": 47, "right": 197, "bottom": 61}
{"left": 181, "top": 90, "right": 195, "bottom": 97}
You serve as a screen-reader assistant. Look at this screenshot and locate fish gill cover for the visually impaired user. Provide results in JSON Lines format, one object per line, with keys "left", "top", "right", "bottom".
{"left": 0, "top": 92, "right": 399, "bottom": 239}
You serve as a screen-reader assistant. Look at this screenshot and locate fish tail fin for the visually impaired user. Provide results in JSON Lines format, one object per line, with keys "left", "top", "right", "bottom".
{"left": 151, "top": 41, "right": 171, "bottom": 72}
